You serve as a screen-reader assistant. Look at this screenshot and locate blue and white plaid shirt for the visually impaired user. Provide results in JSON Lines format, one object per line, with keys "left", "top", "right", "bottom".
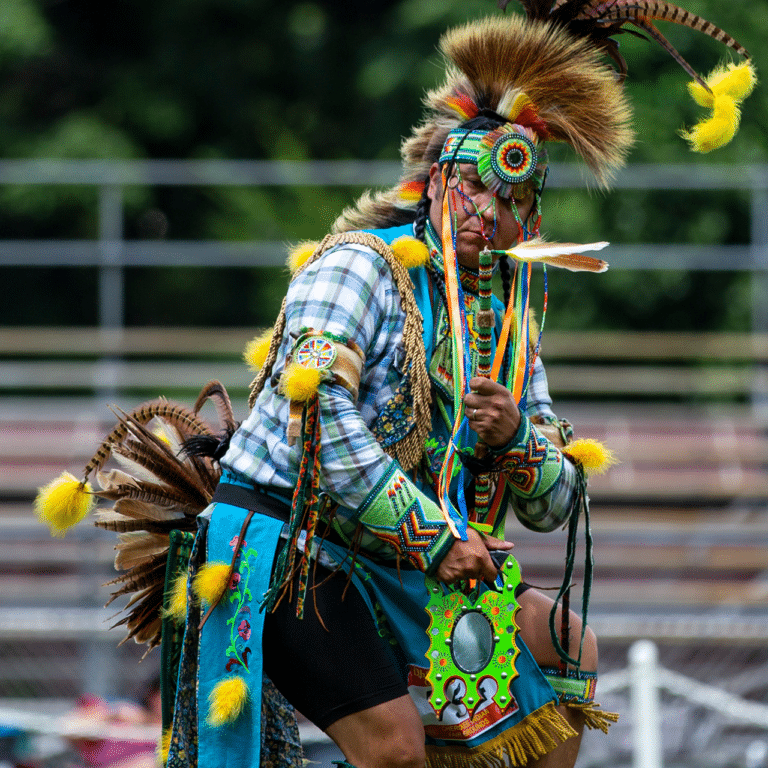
{"left": 221, "top": 228, "right": 579, "bottom": 562}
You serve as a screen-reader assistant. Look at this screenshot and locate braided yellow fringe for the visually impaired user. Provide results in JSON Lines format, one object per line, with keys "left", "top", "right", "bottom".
{"left": 424, "top": 701, "right": 577, "bottom": 768}
{"left": 566, "top": 700, "right": 620, "bottom": 735}
{"left": 248, "top": 232, "right": 432, "bottom": 470}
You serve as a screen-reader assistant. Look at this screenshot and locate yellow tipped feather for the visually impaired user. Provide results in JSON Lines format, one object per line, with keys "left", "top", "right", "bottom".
{"left": 286, "top": 240, "right": 320, "bottom": 274}
{"left": 207, "top": 676, "right": 249, "bottom": 726}
{"left": 34, "top": 472, "right": 96, "bottom": 537}
{"left": 243, "top": 328, "right": 274, "bottom": 372}
{"left": 152, "top": 425, "right": 172, "bottom": 446}
{"left": 163, "top": 573, "right": 189, "bottom": 622}
{"left": 684, "top": 61, "right": 757, "bottom": 153}
{"left": 390, "top": 236, "right": 429, "bottom": 269}
{"left": 563, "top": 439, "right": 618, "bottom": 476}
{"left": 192, "top": 562, "right": 231, "bottom": 605}
{"left": 281, "top": 362, "right": 323, "bottom": 402}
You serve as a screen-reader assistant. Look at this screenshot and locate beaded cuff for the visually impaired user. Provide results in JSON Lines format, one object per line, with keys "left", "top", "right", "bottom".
{"left": 540, "top": 667, "right": 597, "bottom": 704}
{"left": 357, "top": 463, "right": 455, "bottom": 574}
{"left": 490, "top": 416, "right": 563, "bottom": 499}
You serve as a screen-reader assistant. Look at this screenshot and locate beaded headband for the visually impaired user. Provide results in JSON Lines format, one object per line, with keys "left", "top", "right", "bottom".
{"left": 439, "top": 124, "right": 549, "bottom": 200}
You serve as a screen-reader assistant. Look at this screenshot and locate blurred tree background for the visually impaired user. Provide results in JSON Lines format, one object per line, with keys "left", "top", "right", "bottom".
{"left": 0, "top": 0, "right": 766, "bottom": 330}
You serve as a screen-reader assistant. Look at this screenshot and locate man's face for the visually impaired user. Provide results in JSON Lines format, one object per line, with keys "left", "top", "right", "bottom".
{"left": 427, "top": 162, "right": 535, "bottom": 269}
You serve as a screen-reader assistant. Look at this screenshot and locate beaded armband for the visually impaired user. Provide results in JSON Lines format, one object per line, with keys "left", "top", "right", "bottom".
{"left": 284, "top": 329, "right": 365, "bottom": 445}
{"left": 357, "top": 463, "right": 455, "bottom": 574}
{"left": 490, "top": 416, "right": 563, "bottom": 499}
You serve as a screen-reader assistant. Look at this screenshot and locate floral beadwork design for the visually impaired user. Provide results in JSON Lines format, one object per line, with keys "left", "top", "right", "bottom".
{"left": 223, "top": 537, "right": 258, "bottom": 673}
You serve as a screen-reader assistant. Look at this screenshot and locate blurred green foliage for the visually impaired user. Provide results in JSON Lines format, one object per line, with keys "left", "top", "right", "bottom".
{"left": 1, "top": 0, "right": 766, "bottom": 330}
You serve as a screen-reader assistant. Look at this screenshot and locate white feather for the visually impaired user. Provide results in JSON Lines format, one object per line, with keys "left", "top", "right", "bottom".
{"left": 505, "top": 239, "right": 609, "bottom": 260}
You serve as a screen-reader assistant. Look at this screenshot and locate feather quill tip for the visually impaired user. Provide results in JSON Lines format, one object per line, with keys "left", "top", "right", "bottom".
{"left": 192, "top": 562, "right": 231, "bottom": 605}
{"left": 207, "top": 676, "right": 249, "bottom": 726}
{"left": 563, "top": 439, "right": 618, "bottom": 476}
{"left": 281, "top": 362, "right": 324, "bottom": 402}
{"left": 286, "top": 241, "right": 320, "bottom": 274}
{"left": 163, "top": 573, "right": 189, "bottom": 622}
{"left": 34, "top": 472, "right": 96, "bottom": 537}
{"left": 243, "top": 329, "right": 274, "bottom": 372}
{"left": 391, "top": 236, "right": 430, "bottom": 269}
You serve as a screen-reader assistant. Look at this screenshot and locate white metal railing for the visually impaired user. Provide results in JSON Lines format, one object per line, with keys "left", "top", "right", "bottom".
{"left": 2, "top": 641, "right": 767, "bottom": 767}
{"left": 1, "top": 159, "right": 768, "bottom": 330}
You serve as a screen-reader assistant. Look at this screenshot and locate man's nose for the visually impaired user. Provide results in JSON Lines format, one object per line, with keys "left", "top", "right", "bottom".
{"left": 475, "top": 190, "right": 495, "bottom": 220}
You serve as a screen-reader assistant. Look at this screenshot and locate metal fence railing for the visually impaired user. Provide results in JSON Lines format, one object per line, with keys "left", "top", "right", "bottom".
{"left": 1, "top": 159, "right": 768, "bottom": 330}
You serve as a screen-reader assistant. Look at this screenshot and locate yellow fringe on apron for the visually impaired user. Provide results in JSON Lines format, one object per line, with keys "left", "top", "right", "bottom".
{"left": 565, "top": 700, "right": 620, "bottom": 735}
{"left": 424, "top": 701, "right": 577, "bottom": 768}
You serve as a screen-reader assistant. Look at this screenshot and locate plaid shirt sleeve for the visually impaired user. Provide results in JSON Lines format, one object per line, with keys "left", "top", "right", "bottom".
{"left": 493, "top": 356, "right": 580, "bottom": 533}
{"left": 270, "top": 244, "right": 454, "bottom": 570}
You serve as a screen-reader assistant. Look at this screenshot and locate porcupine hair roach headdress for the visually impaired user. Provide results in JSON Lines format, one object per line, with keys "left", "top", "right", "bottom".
{"left": 333, "top": 2, "right": 754, "bottom": 233}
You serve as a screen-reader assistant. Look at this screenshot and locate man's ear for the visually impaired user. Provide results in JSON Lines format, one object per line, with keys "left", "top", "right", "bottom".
{"left": 427, "top": 162, "right": 442, "bottom": 201}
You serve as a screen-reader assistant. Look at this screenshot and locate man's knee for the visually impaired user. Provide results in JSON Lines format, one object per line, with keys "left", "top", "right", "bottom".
{"left": 372, "top": 737, "right": 425, "bottom": 768}
{"left": 579, "top": 622, "right": 598, "bottom": 670}
{"left": 326, "top": 696, "right": 425, "bottom": 768}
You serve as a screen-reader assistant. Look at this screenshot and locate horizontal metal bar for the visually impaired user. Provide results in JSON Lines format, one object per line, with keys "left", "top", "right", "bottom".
{"left": 0, "top": 240, "right": 762, "bottom": 270}
{"left": 0, "top": 159, "right": 767, "bottom": 190}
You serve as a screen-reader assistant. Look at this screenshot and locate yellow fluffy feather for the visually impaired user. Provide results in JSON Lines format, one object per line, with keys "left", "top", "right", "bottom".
{"left": 683, "top": 61, "right": 757, "bottom": 152}
{"left": 281, "top": 362, "right": 324, "bottom": 402}
{"left": 391, "top": 236, "right": 430, "bottom": 269}
{"left": 286, "top": 240, "right": 320, "bottom": 274}
{"left": 157, "top": 727, "right": 172, "bottom": 765}
{"left": 34, "top": 472, "right": 96, "bottom": 537}
{"left": 163, "top": 573, "right": 189, "bottom": 622}
{"left": 243, "top": 328, "right": 274, "bottom": 372}
{"left": 207, "top": 676, "right": 249, "bottom": 726}
{"left": 193, "top": 562, "right": 231, "bottom": 605}
{"left": 563, "top": 438, "right": 617, "bottom": 476}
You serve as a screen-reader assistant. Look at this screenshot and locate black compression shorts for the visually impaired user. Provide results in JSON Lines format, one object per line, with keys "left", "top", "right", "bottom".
{"left": 262, "top": 564, "right": 408, "bottom": 731}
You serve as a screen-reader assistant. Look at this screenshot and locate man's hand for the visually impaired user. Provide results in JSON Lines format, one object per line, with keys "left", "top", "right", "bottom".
{"left": 434, "top": 527, "right": 513, "bottom": 584}
{"left": 464, "top": 377, "right": 521, "bottom": 448}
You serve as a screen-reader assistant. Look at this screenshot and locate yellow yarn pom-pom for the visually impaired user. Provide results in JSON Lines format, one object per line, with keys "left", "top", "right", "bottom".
{"left": 563, "top": 439, "right": 617, "bottom": 476}
{"left": 163, "top": 573, "right": 189, "bottom": 622}
{"left": 192, "top": 562, "right": 231, "bottom": 605}
{"left": 157, "top": 727, "right": 172, "bottom": 765}
{"left": 683, "top": 61, "right": 757, "bottom": 153}
{"left": 207, "top": 676, "right": 250, "bottom": 727}
{"left": 34, "top": 472, "right": 96, "bottom": 537}
{"left": 391, "top": 236, "right": 429, "bottom": 269}
{"left": 281, "top": 362, "right": 324, "bottom": 402}
{"left": 287, "top": 240, "right": 320, "bottom": 274}
{"left": 243, "top": 328, "right": 274, "bottom": 372}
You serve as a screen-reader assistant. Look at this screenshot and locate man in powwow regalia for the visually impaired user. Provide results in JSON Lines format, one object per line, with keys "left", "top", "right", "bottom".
{"left": 36, "top": 2, "right": 755, "bottom": 767}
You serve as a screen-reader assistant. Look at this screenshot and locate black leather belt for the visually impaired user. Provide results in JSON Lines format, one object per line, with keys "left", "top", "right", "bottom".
{"left": 211, "top": 482, "right": 291, "bottom": 523}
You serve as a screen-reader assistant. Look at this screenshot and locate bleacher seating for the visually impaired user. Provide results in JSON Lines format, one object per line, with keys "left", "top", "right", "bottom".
{"left": 2, "top": 326, "right": 767, "bottom": 697}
